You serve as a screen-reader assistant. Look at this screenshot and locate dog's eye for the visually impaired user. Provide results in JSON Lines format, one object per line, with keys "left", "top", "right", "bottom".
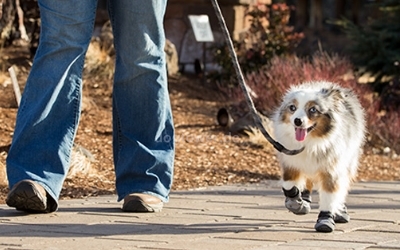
{"left": 309, "top": 107, "right": 317, "bottom": 114}
{"left": 289, "top": 105, "right": 296, "bottom": 112}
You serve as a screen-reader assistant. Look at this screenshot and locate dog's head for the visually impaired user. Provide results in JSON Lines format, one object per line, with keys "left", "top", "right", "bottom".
{"left": 278, "top": 82, "right": 345, "bottom": 142}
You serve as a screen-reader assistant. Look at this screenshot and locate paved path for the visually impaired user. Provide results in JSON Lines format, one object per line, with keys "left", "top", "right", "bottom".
{"left": 1, "top": 181, "right": 399, "bottom": 250}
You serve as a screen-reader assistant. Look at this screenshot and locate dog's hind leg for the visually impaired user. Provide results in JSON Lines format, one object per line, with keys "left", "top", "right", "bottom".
{"left": 301, "top": 178, "right": 314, "bottom": 203}
{"left": 281, "top": 167, "right": 311, "bottom": 215}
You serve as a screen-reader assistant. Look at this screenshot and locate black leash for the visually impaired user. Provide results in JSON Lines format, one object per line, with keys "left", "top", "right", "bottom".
{"left": 210, "top": 0, "right": 304, "bottom": 155}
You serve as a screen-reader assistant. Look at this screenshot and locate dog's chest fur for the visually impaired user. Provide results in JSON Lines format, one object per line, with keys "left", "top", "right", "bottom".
{"left": 272, "top": 81, "right": 365, "bottom": 175}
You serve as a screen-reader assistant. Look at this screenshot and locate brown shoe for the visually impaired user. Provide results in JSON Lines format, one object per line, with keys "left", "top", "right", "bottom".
{"left": 122, "top": 193, "right": 163, "bottom": 212}
{"left": 6, "top": 180, "right": 56, "bottom": 213}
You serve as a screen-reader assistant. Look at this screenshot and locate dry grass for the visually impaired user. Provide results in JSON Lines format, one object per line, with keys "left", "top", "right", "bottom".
{"left": 0, "top": 40, "right": 399, "bottom": 204}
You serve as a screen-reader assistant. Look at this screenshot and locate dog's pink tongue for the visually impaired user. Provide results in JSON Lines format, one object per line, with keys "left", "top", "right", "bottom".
{"left": 295, "top": 128, "right": 307, "bottom": 141}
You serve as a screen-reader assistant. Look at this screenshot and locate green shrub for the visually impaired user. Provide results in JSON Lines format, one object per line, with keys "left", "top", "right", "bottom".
{"left": 339, "top": 0, "right": 400, "bottom": 84}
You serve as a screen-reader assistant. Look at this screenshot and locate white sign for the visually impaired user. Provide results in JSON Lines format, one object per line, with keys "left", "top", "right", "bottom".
{"left": 188, "top": 15, "right": 214, "bottom": 42}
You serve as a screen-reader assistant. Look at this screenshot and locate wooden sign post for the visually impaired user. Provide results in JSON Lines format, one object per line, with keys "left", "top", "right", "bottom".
{"left": 188, "top": 15, "right": 214, "bottom": 83}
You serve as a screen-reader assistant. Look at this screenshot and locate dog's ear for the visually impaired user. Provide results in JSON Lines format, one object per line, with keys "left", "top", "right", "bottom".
{"left": 320, "top": 86, "right": 356, "bottom": 114}
{"left": 320, "top": 88, "right": 331, "bottom": 95}
{"left": 320, "top": 87, "right": 347, "bottom": 101}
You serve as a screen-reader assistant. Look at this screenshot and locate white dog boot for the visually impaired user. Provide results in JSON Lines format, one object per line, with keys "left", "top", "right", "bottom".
{"left": 334, "top": 205, "right": 350, "bottom": 223}
{"left": 283, "top": 187, "right": 311, "bottom": 215}
{"left": 315, "top": 211, "right": 335, "bottom": 232}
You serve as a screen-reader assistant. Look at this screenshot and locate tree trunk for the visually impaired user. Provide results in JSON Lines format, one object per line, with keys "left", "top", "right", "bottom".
{"left": 0, "top": 0, "right": 16, "bottom": 46}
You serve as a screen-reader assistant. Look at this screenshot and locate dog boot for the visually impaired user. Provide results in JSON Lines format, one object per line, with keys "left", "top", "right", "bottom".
{"left": 283, "top": 187, "right": 311, "bottom": 215}
{"left": 315, "top": 211, "right": 335, "bottom": 232}
{"left": 334, "top": 205, "right": 350, "bottom": 223}
{"left": 301, "top": 189, "right": 312, "bottom": 203}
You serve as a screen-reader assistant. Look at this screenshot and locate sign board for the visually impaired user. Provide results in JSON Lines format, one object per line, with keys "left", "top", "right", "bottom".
{"left": 188, "top": 15, "right": 214, "bottom": 42}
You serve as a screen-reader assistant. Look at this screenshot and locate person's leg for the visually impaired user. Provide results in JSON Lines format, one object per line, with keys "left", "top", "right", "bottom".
{"left": 107, "top": 0, "right": 174, "bottom": 205}
{"left": 6, "top": 0, "right": 97, "bottom": 212}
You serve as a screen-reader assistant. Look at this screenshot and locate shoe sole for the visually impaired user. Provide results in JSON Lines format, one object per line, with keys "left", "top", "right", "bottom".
{"left": 334, "top": 206, "right": 350, "bottom": 223}
{"left": 122, "top": 199, "right": 163, "bottom": 213}
{"left": 315, "top": 212, "right": 335, "bottom": 233}
{"left": 334, "top": 214, "right": 350, "bottom": 223}
{"left": 315, "top": 223, "right": 334, "bottom": 233}
{"left": 6, "top": 181, "right": 47, "bottom": 213}
{"left": 285, "top": 198, "right": 311, "bottom": 215}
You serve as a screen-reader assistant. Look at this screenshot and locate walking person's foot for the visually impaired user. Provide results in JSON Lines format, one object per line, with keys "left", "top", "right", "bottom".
{"left": 122, "top": 193, "right": 163, "bottom": 212}
{"left": 6, "top": 180, "right": 56, "bottom": 213}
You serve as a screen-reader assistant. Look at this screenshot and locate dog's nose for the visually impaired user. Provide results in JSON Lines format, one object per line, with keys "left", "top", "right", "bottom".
{"left": 294, "top": 118, "right": 302, "bottom": 126}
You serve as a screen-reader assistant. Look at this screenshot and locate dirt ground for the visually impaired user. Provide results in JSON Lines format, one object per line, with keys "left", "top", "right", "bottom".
{"left": 1, "top": 42, "right": 399, "bottom": 205}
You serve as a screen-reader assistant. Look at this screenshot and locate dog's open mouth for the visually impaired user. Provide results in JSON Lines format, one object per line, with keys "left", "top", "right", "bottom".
{"left": 295, "top": 124, "right": 316, "bottom": 141}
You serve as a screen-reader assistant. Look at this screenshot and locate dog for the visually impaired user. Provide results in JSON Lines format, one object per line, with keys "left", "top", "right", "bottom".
{"left": 272, "top": 81, "right": 366, "bottom": 233}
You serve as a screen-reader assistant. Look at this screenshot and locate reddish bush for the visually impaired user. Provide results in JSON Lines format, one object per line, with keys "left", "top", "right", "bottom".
{"left": 223, "top": 52, "right": 400, "bottom": 153}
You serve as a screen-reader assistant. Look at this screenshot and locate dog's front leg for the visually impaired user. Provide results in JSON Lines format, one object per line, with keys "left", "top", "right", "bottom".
{"left": 315, "top": 170, "right": 350, "bottom": 232}
{"left": 281, "top": 167, "right": 311, "bottom": 215}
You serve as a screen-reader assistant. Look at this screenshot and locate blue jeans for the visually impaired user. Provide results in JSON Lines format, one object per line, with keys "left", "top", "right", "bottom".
{"left": 6, "top": 0, "right": 174, "bottom": 207}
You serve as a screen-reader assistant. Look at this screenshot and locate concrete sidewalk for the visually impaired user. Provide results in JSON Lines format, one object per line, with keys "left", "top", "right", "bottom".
{"left": 1, "top": 180, "right": 399, "bottom": 250}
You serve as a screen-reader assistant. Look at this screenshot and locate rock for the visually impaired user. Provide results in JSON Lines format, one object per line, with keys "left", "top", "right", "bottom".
{"left": 165, "top": 39, "right": 180, "bottom": 76}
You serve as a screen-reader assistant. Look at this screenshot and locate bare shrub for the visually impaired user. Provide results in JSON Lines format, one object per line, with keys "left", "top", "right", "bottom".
{"left": 67, "top": 144, "right": 97, "bottom": 178}
{"left": 210, "top": 2, "right": 304, "bottom": 87}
